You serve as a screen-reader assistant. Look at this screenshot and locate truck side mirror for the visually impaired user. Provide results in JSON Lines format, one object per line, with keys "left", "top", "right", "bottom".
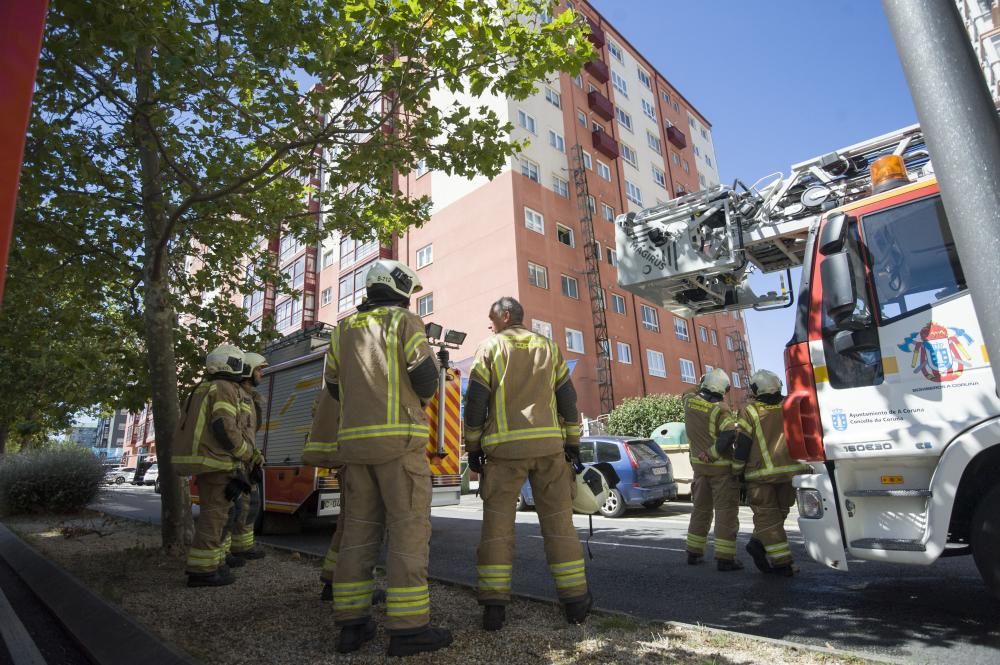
{"left": 818, "top": 212, "right": 851, "bottom": 255}
{"left": 819, "top": 251, "right": 858, "bottom": 326}
{"left": 832, "top": 328, "right": 879, "bottom": 358}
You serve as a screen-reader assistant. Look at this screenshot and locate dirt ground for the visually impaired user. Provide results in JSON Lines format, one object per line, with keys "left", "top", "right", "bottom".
{"left": 2, "top": 513, "right": 873, "bottom": 665}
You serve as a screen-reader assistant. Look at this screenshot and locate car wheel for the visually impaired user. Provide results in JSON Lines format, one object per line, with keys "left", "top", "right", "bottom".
{"left": 115, "top": 476, "right": 124, "bottom": 485}
{"left": 642, "top": 499, "right": 666, "bottom": 510}
{"left": 515, "top": 492, "right": 529, "bottom": 512}
{"left": 154, "top": 478, "right": 160, "bottom": 494}
{"left": 971, "top": 484, "right": 1000, "bottom": 599}
{"left": 599, "top": 488, "right": 626, "bottom": 518}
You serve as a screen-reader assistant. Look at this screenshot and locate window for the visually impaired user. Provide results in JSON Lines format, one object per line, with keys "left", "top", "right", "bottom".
{"left": 652, "top": 165, "right": 667, "bottom": 189}
{"left": 611, "top": 292, "right": 626, "bottom": 314}
{"left": 321, "top": 287, "right": 333, "bottom": 306}
{"left": 637, "top": 67, "right": 652, "bottom": 89}
{"left": 621, "top": 143, "right": 638, "bottom": 167}
{"left": 417, "top": 293, "right": 434, "bottom": 316}
{"left": 689, "top": 117, "right": 696, "bottom": 128}
{"left": 625, "top": 180, "right": 643, "bottom": 206}
{"left": 597, "top": 161, "right": 612, "bottom": 181}
{"left": 647, "top": 350, "right": 666, "bottom": 377}
{"left": 602, "top": 203, "right": 615, "bottom": 222}
{"left": 561, "top": 274, "right": 579, "bottom": 299}
{"left": 706, "top": 155, "right": 712, "bottom": 167}
{"left": 679, "top": 358, "right": 697, "bottom": 384}
{"left": 608, "top": 40, "right": 624, "bottom": 63}
{"left": 587, "top": 195, "right": 596, "bottom": 214}
{"left": 592, "top": 120, "right": 605, "bottom": 134}
{"left": 596, "top": 441, "right": 622, "bottom": 463}
{"left": 671, "top": 151, "right": 680, "bottom": 165}
{"left": 582, "top": 151, "right": 592, "bottom": 169}
{"left": 520, "top": 158, "right": 540, "bottom": 183}
{"left": 548, "top": 129, "right": 565, "bottom": 152}
{"left": 556, "top": 224, "right": 575, "bottom": 247}
{"left": 704, "top": 364, "right": 715, "bottom": 373}
{"left": 587, "top": 83, "right": 598, "bottom": 94}
{"left": 577, "top": 109, "right": 587, "bottom": 127}
{"left": 552, "top": 175, "right": 570, "bottom": 198}
{"left": 640, "top": 304, "right": 660, "bottom": 332}
{"left": 710, "top": 329, "right": 718, "bottom": 346}
{"left": 699, "top": 174, "right": 707, "bottom": 188}
{"left": 528, "top": 261, "right": 548, "bottom": 289}
{"left": 726, "top": 335, "right": 735, "bottom": 351}
{"left": 612, "top": 70, "right": 628, "bottom": 97}
{"left": 672, "top": 100, "right": 680, "bottom": 112}
{"left": 646, "top": 131, "right": 661, "bottom": 154}
{"left": 415, "top": 159, "right": 429, "bottom": 177}
{"left": 523, "top": 207, "right": 545, "bottom": 234}
{"left": 415, "top": 243, "right": 433, "bottom": 268}
{"left": 616, "top": 342, "right": 632, "bottom": 364}
{"left": 279, "top": 235, "right": 304, "bottom": 262}
{"left": 702, "top": 128, "right": 709, "bottom": 140}
{"left": 284, "top": 257, "right": 305, "bottom": 291}
{"left": 532, "top": 319, "right": 553, "bottom": 339}
{"left": 682, "top": 159, "right": 690, "bottom": 174}
{"left": 616, "top": 106, "right": 633, "bottom": 132}
{"left": 545, "top": 86, "right": 561, "bottom": 108}
{"left": 322, "top": 249, "right": 335, "bottom": 269}
{"left": 598, "top": 339, "right": 612, "bottom": 360}
{"left": 339, "top": 235, "right": 378, "bottom": 268}
{"left": 694, "top": 145, "right": 701, "bottom": 157}
{"left": 244, "top": 290, "right": 263, "bottom": 318}
{"left": 641, "top": 98, "right": 657, "bottom": 121}
{"left": 565, "top": 328, "right": 584, "bottom": 353}
{"left": 698, "top": 325, "right": 708, "bottom": 342}
{"left": 517, "top": 110, "right": 537, "bottom": 134}
{"left": 661, "top": 90, "right": 671, "bottom": 105}
{"left": 607, "top": 248, "right": 618, "bottom": 267}
{"left": 673, "top": 317, "right": 690, "bottom": 341}
{"left": 338, "top": 260, "right": 376, "bottom": 312}
{"left": 864, "top": 196, "right": 965, "bottom": 323}
{"left": 275, "top": 298, "right": 302, "bottom": 331}
{"left": 574, "top": 73, "right": 583, "bottom": 87}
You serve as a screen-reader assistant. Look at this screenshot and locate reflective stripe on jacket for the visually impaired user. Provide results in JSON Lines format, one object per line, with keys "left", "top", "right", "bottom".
{"left": 740, "top": 400, "right": 810, "bottom": 482}
{"left": 174, "top": 379, "right": 253, "bottom": 476}
{"left": 684, "top": 393, "right": 736, "bottom": 477}
{"left": 466, "top": 325, "right": 577, "bottom": 459}
{"left": 325, "top": 306, "right": 434, "bottom": 464}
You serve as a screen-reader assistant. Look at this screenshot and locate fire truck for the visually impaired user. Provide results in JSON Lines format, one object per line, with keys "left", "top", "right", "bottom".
{"left": 614, "top": 124, "right": 1000, "bottom": 597}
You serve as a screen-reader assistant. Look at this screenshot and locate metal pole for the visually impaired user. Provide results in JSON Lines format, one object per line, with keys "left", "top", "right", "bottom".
{"left": 436, "top": 348, "right": 449, "bottom": 456}
{"left": 882, "top": 0, "right": 1000, "bottom": 390}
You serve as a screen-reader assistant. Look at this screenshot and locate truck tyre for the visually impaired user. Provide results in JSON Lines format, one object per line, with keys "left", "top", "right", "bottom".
{"left": 971, "top": 484, "right": 1000, "bottom": 600}
{"left": 599, "top": 488, "right": 626, "bottom": 518}
{"left": 515, "top": 492, "right": 529, "bottom": 512}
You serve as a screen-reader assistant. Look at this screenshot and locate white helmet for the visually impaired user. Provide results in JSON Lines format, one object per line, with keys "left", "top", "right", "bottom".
{"left": 572, "top": 466, "right": 611, "bottom": 514}
{"left": 242, "top": 352, "right": 269, "bottom": 378}
{"left": 750, "top": 369, "right": 783, "bottom": 396}
{"left": 206, "top": 344, "right": 244, "bottom": 379}
{"left": 365, "top": 259, "right": 422, "bottom": 299}
{"left": 699, "top": 367, "right": 731, "bottom": 396}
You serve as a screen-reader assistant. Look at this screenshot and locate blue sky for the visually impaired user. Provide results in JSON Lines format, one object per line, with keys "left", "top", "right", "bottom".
{"left": 590, "top": 0, "right": 919, "bottom": 376}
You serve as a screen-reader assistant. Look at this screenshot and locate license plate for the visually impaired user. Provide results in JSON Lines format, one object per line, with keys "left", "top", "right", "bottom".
{"left": 652, "top": 466, "right": 667, "bottom": 475}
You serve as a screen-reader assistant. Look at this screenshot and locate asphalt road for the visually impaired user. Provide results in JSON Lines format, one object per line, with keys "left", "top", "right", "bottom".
{"left": 96, "top": 485, "right": 1000, "bottom": 665}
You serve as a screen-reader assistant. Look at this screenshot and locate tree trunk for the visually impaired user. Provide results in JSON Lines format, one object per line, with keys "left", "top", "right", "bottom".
{"left": 134, "top": 39, "right": 193, "bottom": 554}
{"left": 0, "top": 424, "right": 7, "bottom": 455}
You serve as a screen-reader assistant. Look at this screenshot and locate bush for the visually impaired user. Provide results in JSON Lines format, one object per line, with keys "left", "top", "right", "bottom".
{"left": 606, "top": 393, "right": 686, "bottom": 438}
{"left": 0, "top": 447, "right": 105, "bottom": 515}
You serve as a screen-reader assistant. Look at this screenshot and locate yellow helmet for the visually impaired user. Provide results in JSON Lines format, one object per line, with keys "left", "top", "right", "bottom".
{"left": 365, "top": 259, "right": 422, "bottom": 299}
{"left": 242, "top": 352, "right": 269, "bottom": 379}
{"left": 750, "top": 369, "right": 783, "bottom": 396}
{"left": 206, "top": 344, "right": 244, "bottom": 379}
{"left": 572, "top": 466, "right": 611, "bottom": 514}
{"left": 699, "top": 367, "right": 731, "bottom": 396}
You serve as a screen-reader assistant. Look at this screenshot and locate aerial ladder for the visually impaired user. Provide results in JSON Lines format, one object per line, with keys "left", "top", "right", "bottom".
{"left": 614, "top": 124, "right": 933, "bottom": 317}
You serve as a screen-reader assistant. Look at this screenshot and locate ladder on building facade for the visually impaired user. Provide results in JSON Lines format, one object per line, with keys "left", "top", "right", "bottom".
{"left": 733, "top": 334, "right": 751, "bottom": 389}
{"left": 570, "top": 145, "right": 614, "bottom": 415}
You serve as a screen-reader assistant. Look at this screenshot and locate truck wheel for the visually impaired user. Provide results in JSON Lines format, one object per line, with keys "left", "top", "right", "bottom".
{"left": 971, "top": 484, "right": 1000, "bottom": 600}
{"left": 515, "top": 492, "right": 528, "bottom": 512}
{"left": 599, "top": 488, "right": 626, "bottom": 518}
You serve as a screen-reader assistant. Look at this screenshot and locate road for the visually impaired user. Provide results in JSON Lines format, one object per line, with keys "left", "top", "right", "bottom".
{"left": 97, "top": 485, "right": 1000, "bottom": 665}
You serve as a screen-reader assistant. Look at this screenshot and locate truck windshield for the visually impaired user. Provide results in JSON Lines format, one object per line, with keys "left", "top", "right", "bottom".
{"left": 862, "top": 195, "right": 966, "bottom": 324}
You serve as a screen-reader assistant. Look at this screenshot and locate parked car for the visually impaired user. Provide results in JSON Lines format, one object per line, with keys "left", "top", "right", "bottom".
{"left": 104, "top": 466, "right": 136, "bottom": 485}
{"left": 144, "top": 464, "right": 160, "bottom": 492}
{"left": 517, "top": 436, "right": 677, "bottom": 518}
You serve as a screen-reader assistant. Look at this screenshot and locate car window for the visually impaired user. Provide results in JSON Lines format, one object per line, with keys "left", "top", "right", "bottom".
{"left": 596, "top": 442, "right": 621, "bottom": 463}
{"left": 626, "top": 441, "right": 663, "bottom": 462}
{"left": 578, "top": 441, "right": 596, "bottom": 464}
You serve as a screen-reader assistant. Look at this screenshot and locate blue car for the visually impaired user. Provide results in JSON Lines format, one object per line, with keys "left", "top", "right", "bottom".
{"left": 516, "top": 436, "right": 678, "bottom": 518}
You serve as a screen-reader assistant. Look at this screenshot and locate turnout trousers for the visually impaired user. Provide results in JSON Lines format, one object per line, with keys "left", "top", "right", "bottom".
{"left": 477, "top": 453, "right": 587, "bottom": 605}
{"left": 321, "top": 468, "right": 347, "bottom": 584}
{"left": 686, "top": 473, "right": 740, "bottom": 561}
{"left": 331, "top": 450, "right": 432, "bottom": 633}
{"left": 186, "top": 472, "right": 232, "bottom": 574}
{"left": 748, "top": 482, "right": 796, "bottom": 566}
{"left": 230, "top": 485, "right": 258, "bottom": 554}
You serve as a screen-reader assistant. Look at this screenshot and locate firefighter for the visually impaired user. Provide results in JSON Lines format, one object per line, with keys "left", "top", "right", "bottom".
{"left": 325, "top": 259, "right": 452, "bottom": 657}
{"left": 707, "top": 369, "right": 810, "bottom": 576}
{"left": 173, "top": 344, "right": 256, "bottom": 587}
{"left": 464, "top": 296, "right": 590, "bottom": 632}
{"left": 228, "top": 352, "right": 268, "bottom": 562}
{"left": 684, "top": 368, "right": 743, "bottom": 571}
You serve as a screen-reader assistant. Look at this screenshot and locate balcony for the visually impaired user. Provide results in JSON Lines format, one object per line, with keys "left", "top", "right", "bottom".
{"left": 584, "top": 58, "right": 609, "bottom": 84}
{"left": 585, "top": 16, "right": 605, "bottom": 48}
{"left": 591, "top": 129, "right": 619, "bottom": 160}
{"left": 587, "top": 90, "right": 613, "bottom": 121}
{"left": 666, "top": 125, "right": 687, "bottom": 149}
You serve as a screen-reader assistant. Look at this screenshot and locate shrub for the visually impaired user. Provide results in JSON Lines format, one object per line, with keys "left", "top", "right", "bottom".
{"left": 606, "top": 393, "right": 686, "bottom": 438}
{"left": 0, "top": 447, "right": 105, "bottom": 515}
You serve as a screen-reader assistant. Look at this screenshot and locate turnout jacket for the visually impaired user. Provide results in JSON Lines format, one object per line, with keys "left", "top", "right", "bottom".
{"left": 683, "top": 392, "right": 737, "bottom": 477}
{"left": 174, "top": 378, "right": 255, "bottom": 475}
{"left": 711, "top": 397, "right": 810, "bottom": 482}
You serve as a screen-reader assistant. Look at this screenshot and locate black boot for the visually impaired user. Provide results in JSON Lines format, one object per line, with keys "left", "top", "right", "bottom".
{"left": 320, "top": 583, "right": 332, "bottom": 601}
{"left": 483, "top": 605, "right": 505, "bottom": 631}
{"left": 717, "top": 558, "right": 744, "bottom": 572}
{"left": 563, "top": 592, "right": 592, "bottom": 625}
{"left": 187, "top": 571, "right": 236, "bottom": 588}
{"left": 745, "top": 538, "right": 771, "bottom": 573}
{"left": 216, "top": 563, "right": 235, "bottom": 581}
{"left": 233, "top": 547, "right": 266, "bottom": 560}
{"left": 387, "top": 627, "right": 453, "bottom": 657}
{"left": 336, "top": 620, "right": 377, "bottom": 653}
{"left": 687, "top": 553, "right": 703, "bottom": 566}
{"left": 225, "top": 553, "right": 246, "bottom": 568}
{"left": 767, "top": 562, "right": 799, "bottom": 577}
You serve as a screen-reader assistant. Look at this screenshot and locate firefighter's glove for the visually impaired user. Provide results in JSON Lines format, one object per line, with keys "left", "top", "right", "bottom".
{"left": 564, "top": 445, "right": 584, "bottom": 474}
{"left": 467, "top": 450, "right": 485, "bottom": 475}
{"left": 251, "top": 448, "right": 264, "bottom": 467}
{"left": 250, "top": 463, "right": 263, "bottom": 485}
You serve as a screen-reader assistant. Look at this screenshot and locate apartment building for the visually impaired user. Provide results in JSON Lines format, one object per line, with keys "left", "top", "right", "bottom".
{"left": 121, "top": 404, "right": 156, "bottom": 468}
{"left": 251, "top": 0, "right": 752, "bottom": 418}
{"left": 957, "top": 0, "right": 1000, "bottom": 104}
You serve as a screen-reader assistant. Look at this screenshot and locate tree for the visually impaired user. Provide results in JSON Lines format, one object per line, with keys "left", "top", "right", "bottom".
{"left": 25, "top": 0, "right": 593, "bottom": 550}
{"left": 607, "top": 394, "right": 686, "bottom": 439}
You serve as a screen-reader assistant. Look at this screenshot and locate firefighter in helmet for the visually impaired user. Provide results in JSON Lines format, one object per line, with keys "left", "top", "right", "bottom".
{"left": 325, "top": 259, "right": 452, "bottom": 657}
{"left": 707, "top": 369, "right": 810, "bottom": 576}
{"left": 464, "top": 296, "right": 591, "bottom": 631}
{"left": 684, "top": 368, "right": 743, "bottom": 571}
{"left": 174, "top": 344, "right": 256, "bottom": 587}
{"left": 227, "top": 352, "right": 268, "bottom": 562}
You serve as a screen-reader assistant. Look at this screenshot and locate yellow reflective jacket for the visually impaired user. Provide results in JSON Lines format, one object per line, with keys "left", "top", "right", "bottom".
{"left": 684, "top": 392, "right": 736, "bottom": 477}
{"left": 738, "top": 399, "right": 810, "bottom": 483}
{"left": 174, "top": 378, "right": 255, "bottom": 476}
